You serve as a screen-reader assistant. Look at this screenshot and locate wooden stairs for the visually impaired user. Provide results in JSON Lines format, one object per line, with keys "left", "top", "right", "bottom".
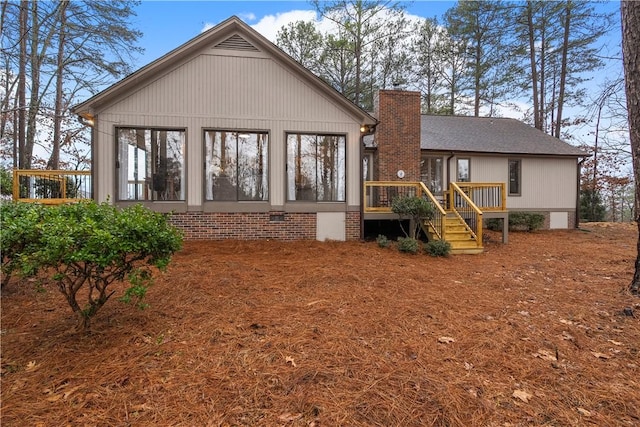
{"left": 423, "top": 213, "right": 483, "bottom": 255}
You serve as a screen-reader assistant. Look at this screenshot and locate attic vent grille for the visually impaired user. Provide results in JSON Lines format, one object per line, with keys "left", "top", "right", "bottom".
{"left": 214, "top": 35, "right": 259, "bottom": 51}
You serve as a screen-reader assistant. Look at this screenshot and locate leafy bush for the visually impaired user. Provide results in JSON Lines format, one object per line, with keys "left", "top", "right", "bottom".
{"left": 1, "top": 202, "right": 49, "bottom": 287}
{"left": 376, "top": 234, "right": 390, "bottom": 248}
{"left": 3, "top": 201, "right": 183, "bottom": 331}
{"left": 486, "top": 212, "right": 545, "bottom": 232}
{"left": 0, "top": 168, "right": 12, "bottom": 196}
{"left": 391, "top": 195, "right": 434, "bottom": 240}
{"left": 509, "top": 212, "right": 545, "bottom": 231}
{"left": 397, "top": 237, "right": 420, "bottom": 254}
{"left": 485, "top": 218, "right": 502, "bottom": 231}
{"left": 424, "top": 240, "right": 451, "bottom": 257}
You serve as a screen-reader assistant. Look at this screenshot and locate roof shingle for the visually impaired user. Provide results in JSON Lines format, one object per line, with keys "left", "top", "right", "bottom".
{"left": 420, "top": 115, "right": 586, "bottom": 156}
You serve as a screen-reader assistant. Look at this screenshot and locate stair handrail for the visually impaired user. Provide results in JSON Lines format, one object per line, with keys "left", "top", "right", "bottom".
{"left": 417, "top": 182, "right": 446, "bottom": 241}
{"left": 449, "top": 182, "right": 483, "bottom": 246}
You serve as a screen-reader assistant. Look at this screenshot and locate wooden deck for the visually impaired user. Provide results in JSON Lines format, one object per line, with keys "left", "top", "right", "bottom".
{"left": 364, "top": 181, "right": 508, "bottom": 253}
{"left": 12, "top": 169, "right": 92, "bottom": 205}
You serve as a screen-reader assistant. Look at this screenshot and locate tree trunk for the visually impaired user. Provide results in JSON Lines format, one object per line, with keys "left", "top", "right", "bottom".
{"left": 539, "top": 27, "right": 546, "bottom": 132}
{"left": 555, "top": 0, "right": 571, "bottom": 139}
{"left": 49, "top": 0, "right": 69, "bottom": 170}
{"left": 474, "top": 39, "right": 481, "bottom": 117}
{"left": 621, "top": 1, "right": 640, "bottom": 295}
{"left": 526, "top": 1, "right": 541, "bottom": 130}
{"left": 25, "top": 0, "right": 41, "bottom": 170}
{"left": 17, "top": 0, "right": 27, "bottom": 169}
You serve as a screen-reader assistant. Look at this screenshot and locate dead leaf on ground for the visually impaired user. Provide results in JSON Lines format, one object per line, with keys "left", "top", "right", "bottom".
{"left": 577, "top": 407, "right": 592, "bottom": 417}
{"left": 285, "top": 356, "right": 297, "bottom": 367}
{"left": 512, "top": 389, "right": 533, "bottom": 403}
{"left": 438, "top": 336, "right": 456, "bottom": 344}
{"left": 278, "top": 412, "right": 302, "bottom": 422}
{"left": 532, "top": 349, "right": 557, "bottom": 361}
{"left": 591, "top": 351, "right": 610, "bottom": 360}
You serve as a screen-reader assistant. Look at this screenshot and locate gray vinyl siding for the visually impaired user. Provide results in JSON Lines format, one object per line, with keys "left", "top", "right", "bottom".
{"left": 515, "top": 157, "right": 578, "bottom": 210}
{"left": 92, "top": 49, "right": 364, "bottom": 209}
{"left": 445, "top": 154, "right": 578, "bottom": 210}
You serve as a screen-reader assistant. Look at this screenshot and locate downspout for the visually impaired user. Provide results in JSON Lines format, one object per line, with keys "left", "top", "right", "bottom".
{"left": 446, "top": 152, "right": 455, "bottom": 205}
{"left": 576, "top": 156, "right": 586, "bottom": 229}
{"left": 446, "top": 152, "right": 455, "bottom": 188}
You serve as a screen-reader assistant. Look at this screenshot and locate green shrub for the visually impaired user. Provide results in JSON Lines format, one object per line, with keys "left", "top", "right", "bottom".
{"left": 397, "top": 237, "right": 420, "bottom": 254}
{"left": 509, "top": 212, "right": 545, "bottom": 231}
{"left": 485, "top": 218, "right": 502, "bottom": 231}
{"left": 4, "top": 201, "right": 183, "bottom": 332}
{"left": 391, "top": 195, "right": 435, "bottom": 240}
{"left": 376, "top": 234, "right": 390, "bottom": 248}
{"left": 0, "top": 202, "right": 49, "bottom": 287}
{"left": 0, "top": 168, "right": 12, "bottom": 196}
{"left": 486, "top": 213, "right": 545, "bottom": 232}
{"left": 424, "top": 240, "right": 451, "bottom": 257}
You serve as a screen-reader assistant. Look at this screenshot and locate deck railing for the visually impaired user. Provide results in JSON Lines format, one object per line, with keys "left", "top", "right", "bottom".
{"left": 454, "top": 182, "right": 506, "bottom": 212}
{"left": 364, "top": 181, "right": 506, "bottom": 247}
{"left": 363, "top": 181, "right": 447, "bottom": 240}
{"left": 12, "top": 169, "right": 92, "bottom": 205}
{"left": 449, "top": 182, "right": 483, "bottom": 245}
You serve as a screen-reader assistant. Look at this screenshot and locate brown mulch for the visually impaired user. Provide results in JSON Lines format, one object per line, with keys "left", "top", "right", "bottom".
{"left": 1, "top": 223, "right": 639, "bottom": 426}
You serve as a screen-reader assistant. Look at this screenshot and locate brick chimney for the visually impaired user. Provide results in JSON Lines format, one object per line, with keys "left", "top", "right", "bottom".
{"left": 373, "top": 90, "right": 421, "bottom": 182}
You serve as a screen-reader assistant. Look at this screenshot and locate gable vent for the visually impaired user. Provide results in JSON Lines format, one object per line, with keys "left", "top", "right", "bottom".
{"left": 214, "top": 34, "right": 259, "bottom": 51}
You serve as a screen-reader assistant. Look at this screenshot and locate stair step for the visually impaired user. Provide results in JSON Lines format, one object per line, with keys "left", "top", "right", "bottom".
{"left": 422, "top": 213, "right": 483, "bottom": 254}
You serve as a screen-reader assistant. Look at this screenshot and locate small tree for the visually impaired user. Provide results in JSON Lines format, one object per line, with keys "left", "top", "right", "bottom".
{"left": 580, "top": 189, "right": 607, "bottom": 222}
{"left": 391, "top": 195, "right": 434, "bottom": 240}
{"left": 8, "top": 201, "right": 183, "bottom": 332}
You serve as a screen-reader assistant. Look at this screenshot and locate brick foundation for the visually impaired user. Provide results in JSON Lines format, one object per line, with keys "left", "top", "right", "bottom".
{"left": 169, "top": 211, "right": 362, "bottom": 241}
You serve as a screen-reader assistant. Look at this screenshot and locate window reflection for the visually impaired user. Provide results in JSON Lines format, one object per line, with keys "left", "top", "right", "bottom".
{"left": 204, "top": 130, "right": 269, "bottom": 201}
{"left": 117, "top": 128, "right": 185, "bottom": 201}
{"left": 287, "top": 133, "right": 346, "bottom": 202}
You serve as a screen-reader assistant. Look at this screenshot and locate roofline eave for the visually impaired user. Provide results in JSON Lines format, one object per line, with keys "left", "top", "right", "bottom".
{"left": 71, "top": 16, "right": 377, "bottom": 126}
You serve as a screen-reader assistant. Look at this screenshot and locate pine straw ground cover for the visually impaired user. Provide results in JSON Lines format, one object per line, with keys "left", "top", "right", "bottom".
{"left": 1, "top": 223, "right": 639, "bottom": 427}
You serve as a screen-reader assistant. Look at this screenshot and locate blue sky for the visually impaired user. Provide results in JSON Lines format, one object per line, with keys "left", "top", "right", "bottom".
{"left": 132, "top": 1, "right": 456, "bottom": 67}
{"left": 129, "top": 0, "right": 624, "bottom": 143}
{"left": 131, "top": 1, "right": 622, "bottom": 73}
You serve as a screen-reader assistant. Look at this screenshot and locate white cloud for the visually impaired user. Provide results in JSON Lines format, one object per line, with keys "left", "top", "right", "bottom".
{"left": 239, "top": 12, "right": 257, "bottom": 22}
{"left": 251, "top": 10, "right": 338, "bottom": 42}
{"left": 200, "top": 10, "right": 324, "bottom": 39}
{"left": 201, "top": 22, "right": 215, "bottom": 33}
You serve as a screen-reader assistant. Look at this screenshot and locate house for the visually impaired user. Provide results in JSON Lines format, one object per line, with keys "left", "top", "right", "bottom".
{"left": 363, "top": 91, "right": 586, "bottom": 232}
{"left": 72, "top": 16, "right": 376, "bottom": 241}
{"left": 419, "top": 114, "right": 585, "bottom": 230}
{"left": 72, "top": 16, "right": 585, "bottom": 247}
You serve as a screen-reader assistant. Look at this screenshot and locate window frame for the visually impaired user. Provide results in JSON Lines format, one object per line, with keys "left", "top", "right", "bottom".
{"left": 508, "top": 158, "right": 522, "bottom": 196}
{"left": 286, "top": 132, "right": 347, "bottom": 203}
{"left": 203, "top": 129, "right": 270, "bottom": 202}
{"left": 115, "top": 126, "right": 186, "bottom": 203}
{"left": 421, "top": 154, "right": 444, "bottom": 195}
{"left": 456, "top": 157, "right": 470, "bottom": 183}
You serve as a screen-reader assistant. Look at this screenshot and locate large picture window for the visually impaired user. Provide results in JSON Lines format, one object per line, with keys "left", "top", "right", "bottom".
{"left": 204, "top": 130, "right": 268, "bottom": 201}
{"left": 117, "top": 128, "right": 185, "bottom": 201}
{"left": 287, "top": 133, "right": 346, "bottom": 202}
